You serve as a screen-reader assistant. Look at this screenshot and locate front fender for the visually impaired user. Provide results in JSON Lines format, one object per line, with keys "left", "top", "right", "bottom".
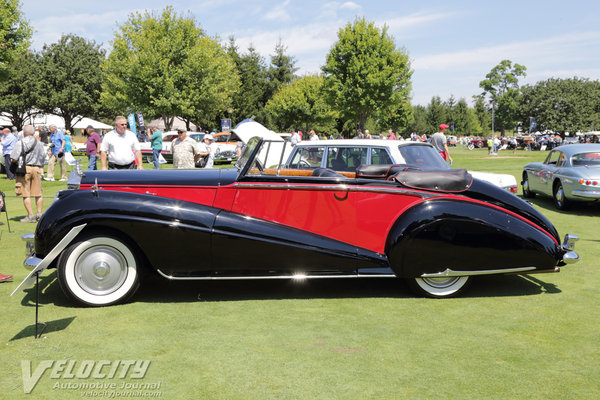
{"left": 385, "top": 199, "right": 562, "bottom": 278}
{"left": 35, "top": 190, "right": 217, "bottom": 272}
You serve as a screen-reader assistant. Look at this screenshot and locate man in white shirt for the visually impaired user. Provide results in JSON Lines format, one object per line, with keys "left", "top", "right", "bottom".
{"left": 100, "top": 116, "right": 143, "bottom": 170}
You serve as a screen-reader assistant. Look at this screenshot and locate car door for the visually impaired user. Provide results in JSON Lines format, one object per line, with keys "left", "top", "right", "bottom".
{"left": 536, "top": 150, "right": 562, "bottom": 195}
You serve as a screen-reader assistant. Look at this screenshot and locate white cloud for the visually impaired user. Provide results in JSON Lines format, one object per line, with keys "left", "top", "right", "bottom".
{"left": 263, "top": 0, "right": 292, "bottom": 22}
{"left": 381, "top": 11, "right": 452, "bottom": 34}
{"left": 414, "top": 31, "right": 600, "bottom": 72}
{"left": 340, "top": 2, "right": 361, "bottom": 11}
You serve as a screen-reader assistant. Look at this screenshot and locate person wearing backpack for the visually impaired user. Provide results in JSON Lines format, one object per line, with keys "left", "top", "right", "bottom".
{"left": 10, "top": 125, "right": 46, "bottom": 223}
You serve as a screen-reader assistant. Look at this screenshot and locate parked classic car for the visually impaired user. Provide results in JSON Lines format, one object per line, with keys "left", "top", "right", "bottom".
{"left": 140, "top": 131, "right": 205, "bottom": 163}
{"left": 13, "top": 136, "right": 579, "bottom": 306}
{"left": 522, "top": 143, "right": 600, "bottom": 210}
{"left": 285, "top": 140, "right": 519, "bottom": 193}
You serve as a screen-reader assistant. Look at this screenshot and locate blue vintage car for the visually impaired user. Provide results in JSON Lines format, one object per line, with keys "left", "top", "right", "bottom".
{"left": 522, "top": 144, "right": 600, "bottom": 210}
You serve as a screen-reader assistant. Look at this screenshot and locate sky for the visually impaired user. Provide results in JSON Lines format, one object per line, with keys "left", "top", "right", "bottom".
{"left": 20, "top": 0, "right": 600, "bottom": 106}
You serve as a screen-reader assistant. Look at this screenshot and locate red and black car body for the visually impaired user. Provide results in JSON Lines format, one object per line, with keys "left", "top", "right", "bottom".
{"left": 14, "top": 137, "right": 579, "bottom": 306}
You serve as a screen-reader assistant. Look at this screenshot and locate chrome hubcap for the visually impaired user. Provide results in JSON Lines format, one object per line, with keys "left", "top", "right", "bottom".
{"left": 556, "top": 187, "right": 564, "bottom": 204}
{"left": 75, "top": 245, "right": 127, "bottom": 295}
{"left": 421, "top": 276, "right": 461, "bottom": 289}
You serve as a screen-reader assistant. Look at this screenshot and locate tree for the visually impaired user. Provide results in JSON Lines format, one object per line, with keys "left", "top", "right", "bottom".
{"left": 426, "top": 96, "right": 447, "bottom": 133}
{"left": 0, "top": 52, "right": 40, "bottom": 129}
{"left": 479, "top": 59, "right": 526, "bottom": 135}
{"left": 472, "top": 95, "right": 491, "bottom": 133}
{"left": 267, "top": 38, "right": 297, "bottom": 97}
{"left": 178, "top": 36, "right": 239, "bottom": 130}
{"left": 405, "top": 104, "right": 428, "bottom": 135}
{"left": 519, "top": 78, "right": 600, "bottom": 134}
{"left": 322, "top": 17, "right": 412, "bottom": 134}
{"left": 37, "top": 34, "right": 105, "bottom": 132}
{"left": 264, "top": 74, "right": 337, "bottom": 135}
{"left": 226, "top": 42, "right": 271, "bottom": 125}
{"left": 102, "top": 7, "right": 238, "bottom": 130}
{"left": 0, "top": 0, "right": 32, "bottom": 80}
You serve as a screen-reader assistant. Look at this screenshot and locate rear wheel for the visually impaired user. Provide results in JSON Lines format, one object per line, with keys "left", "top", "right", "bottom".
{"left": 522, "top": 172, "right": 536, "bottom": 198}
{"left": 553, "top": 181, "right": 570, "bottom": 210}
{"left": 407, "top": 276, "right": 471, "bottom": 298}
{"left": 57, "top": 233, "right": 141, "bottom": 306}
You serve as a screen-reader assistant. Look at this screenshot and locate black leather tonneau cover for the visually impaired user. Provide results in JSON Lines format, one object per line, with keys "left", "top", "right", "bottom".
{"left": 392, "top": 169, "right": 473, "bottom": 192}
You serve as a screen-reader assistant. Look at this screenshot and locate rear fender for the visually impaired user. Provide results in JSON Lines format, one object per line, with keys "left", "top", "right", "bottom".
{"left": 385, "top": 199, "right": 561, "bottom": 278}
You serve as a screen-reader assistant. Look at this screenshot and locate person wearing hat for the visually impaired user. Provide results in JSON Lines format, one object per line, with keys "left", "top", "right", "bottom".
{"left": 432, "top": 124, "right": 453, "bottom": 164}
{"left": 199, "top": 134, "right": 216, "bottom": 168}
{"left": 172, "top": 128, "right": 203, "bottom": 169}
{"left": 84, "top": 125, "right": 102, "bottom": 170}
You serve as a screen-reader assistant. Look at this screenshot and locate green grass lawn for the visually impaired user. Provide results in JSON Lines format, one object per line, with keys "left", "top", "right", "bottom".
{"left": 1, "top": 148, "right": 599, "bottom": 399}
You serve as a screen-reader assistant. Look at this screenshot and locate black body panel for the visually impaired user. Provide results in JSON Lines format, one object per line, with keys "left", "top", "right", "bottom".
{"left": 385, "top": 199, "right": 562, "bottom": 278}
{"left": 81, "top": 168, "right": 239, "bottom": 188}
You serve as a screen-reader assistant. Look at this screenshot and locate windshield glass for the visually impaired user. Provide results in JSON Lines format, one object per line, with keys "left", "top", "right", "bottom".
{"left": 236, "top": 137, "right": 260, "bottom": 171}
{"left": 398, "top": 144, "right": 450, "bottom": 170}
{"left": 571, "top": 152, "right": 600, "bottom": 167}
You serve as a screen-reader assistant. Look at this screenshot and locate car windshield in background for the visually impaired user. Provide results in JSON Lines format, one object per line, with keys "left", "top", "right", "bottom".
{"left": 571, "top": 152, "right": 600, "bottom": 167}
{"left": 398, "top": 144, "right": 450, "bottom": 170}
{"left": 189, "top": 133, "right": 205, "bottom": 142}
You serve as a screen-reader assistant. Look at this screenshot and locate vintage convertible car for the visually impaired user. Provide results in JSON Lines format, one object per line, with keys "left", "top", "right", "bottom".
{"left": 522, "top": 143, "right": 600, "bottom": 210}
{"left": 13, "top": 136, "right": 579, "bottom": 306}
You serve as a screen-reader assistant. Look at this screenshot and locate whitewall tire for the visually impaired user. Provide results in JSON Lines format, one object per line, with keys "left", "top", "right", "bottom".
{"left": 57, "top": 235, "right": 141, "bottom": 306}
{"left": 408, "top": 276, "right": 471, "bottom": 298}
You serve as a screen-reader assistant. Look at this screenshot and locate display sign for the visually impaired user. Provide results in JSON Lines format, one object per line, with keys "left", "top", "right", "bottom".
{"left": 221, "top": 119, "right": 231, "bottom": 132}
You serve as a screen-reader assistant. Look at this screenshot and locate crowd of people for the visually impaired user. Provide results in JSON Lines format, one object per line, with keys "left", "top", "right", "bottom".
{"left": 0, "top": 116, "right": 227, "bottom": 226}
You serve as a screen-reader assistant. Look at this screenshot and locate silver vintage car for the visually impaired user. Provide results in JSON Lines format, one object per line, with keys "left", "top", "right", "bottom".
{"left": 522, "top": 144, "right": 600, "bottom": 210}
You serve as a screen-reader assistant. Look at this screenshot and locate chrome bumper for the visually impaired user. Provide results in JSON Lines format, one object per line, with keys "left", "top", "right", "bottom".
{"left": 571, "top": 190, "right": 600, "bottom": 199}
{"left": 561, "top": 234, "right": 579, "bottom": 265}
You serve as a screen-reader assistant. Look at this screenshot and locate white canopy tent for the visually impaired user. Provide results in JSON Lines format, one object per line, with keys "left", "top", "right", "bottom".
{"left": 0, "top": 112, "right": 112, "bottom": 131}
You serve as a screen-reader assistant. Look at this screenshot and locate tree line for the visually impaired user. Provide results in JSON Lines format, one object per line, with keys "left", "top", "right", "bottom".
{"left": 1, "top": 2, "right": 599, "bottom": 137}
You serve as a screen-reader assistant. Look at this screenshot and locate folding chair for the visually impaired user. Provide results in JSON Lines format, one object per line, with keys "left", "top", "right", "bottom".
{"left": 0, "top": 191, "right": 11, "bottom": 232}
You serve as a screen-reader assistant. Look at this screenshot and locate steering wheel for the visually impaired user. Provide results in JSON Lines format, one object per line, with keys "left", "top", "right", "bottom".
{"left": 298, "top": 160, "right": 311, "bottom": 168}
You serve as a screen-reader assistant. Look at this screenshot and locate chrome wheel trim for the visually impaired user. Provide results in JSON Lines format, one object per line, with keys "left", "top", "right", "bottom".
{"left": 415, "top": 276, "right": 469, "bottom": 297}
{"left": 74, "top": 245, "right": 128, "bottom": 295}
{"left": 555, "top": 186, "right": 564, "bottom": 206}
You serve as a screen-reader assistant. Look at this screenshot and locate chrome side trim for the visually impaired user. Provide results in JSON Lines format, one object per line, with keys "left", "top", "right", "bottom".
{"left": 11, "top": 223, "right": 87, "bottom": 296}
{"left": 233, "top": 183, "right": 425, "bottom": 197}
{"left": 420, "top": 266, "right": 536, "bottom": 278}
{"left": 156, "top": 269, "right": 396, "bottom": 281}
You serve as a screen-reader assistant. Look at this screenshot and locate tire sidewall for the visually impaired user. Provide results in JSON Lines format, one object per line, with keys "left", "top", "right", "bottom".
{"left": 58, "top": 236, "right": 140, "bottom": 306}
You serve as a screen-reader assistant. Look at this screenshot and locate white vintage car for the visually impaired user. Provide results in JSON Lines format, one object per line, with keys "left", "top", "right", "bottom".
{"left": 284, "top": 139, "right": 519, "bottom": 193}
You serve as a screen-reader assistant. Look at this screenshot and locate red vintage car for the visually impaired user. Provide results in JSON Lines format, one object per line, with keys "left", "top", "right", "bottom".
{"left": 14, "top": 136, "right": 579, "bottom": 306}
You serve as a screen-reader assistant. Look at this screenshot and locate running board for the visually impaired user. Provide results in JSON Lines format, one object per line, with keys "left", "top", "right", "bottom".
{"left": 156, "top": 269, "right": 396, "bottom": 281}
{"left": 420, "top": 266, "right": 537, "bottom": 278}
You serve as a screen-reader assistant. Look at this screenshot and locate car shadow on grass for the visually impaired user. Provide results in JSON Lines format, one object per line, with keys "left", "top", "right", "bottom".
{"left": 519, "top": 195, "right": 600, "bottom": 216}
{"left": 16, "top": 270, "right": 562, "bottom": 307}
{"left": 133, "top": 273, "right": 560, "bottom": 303}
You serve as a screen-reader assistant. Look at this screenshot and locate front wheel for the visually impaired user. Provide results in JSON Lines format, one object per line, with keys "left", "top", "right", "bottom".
{"left": 57, "top": 233, "right": 141, "bottom": 306}
{"left": 407, "top": 276, "right": 471, "bottom": 298}
{"left": 467, "top": 143, "right": 474, "bottom": 150}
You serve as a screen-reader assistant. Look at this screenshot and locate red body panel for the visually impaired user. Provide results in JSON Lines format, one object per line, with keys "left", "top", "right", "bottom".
{"left": 230, "top": 183, "right": 424, "bottom": 254}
